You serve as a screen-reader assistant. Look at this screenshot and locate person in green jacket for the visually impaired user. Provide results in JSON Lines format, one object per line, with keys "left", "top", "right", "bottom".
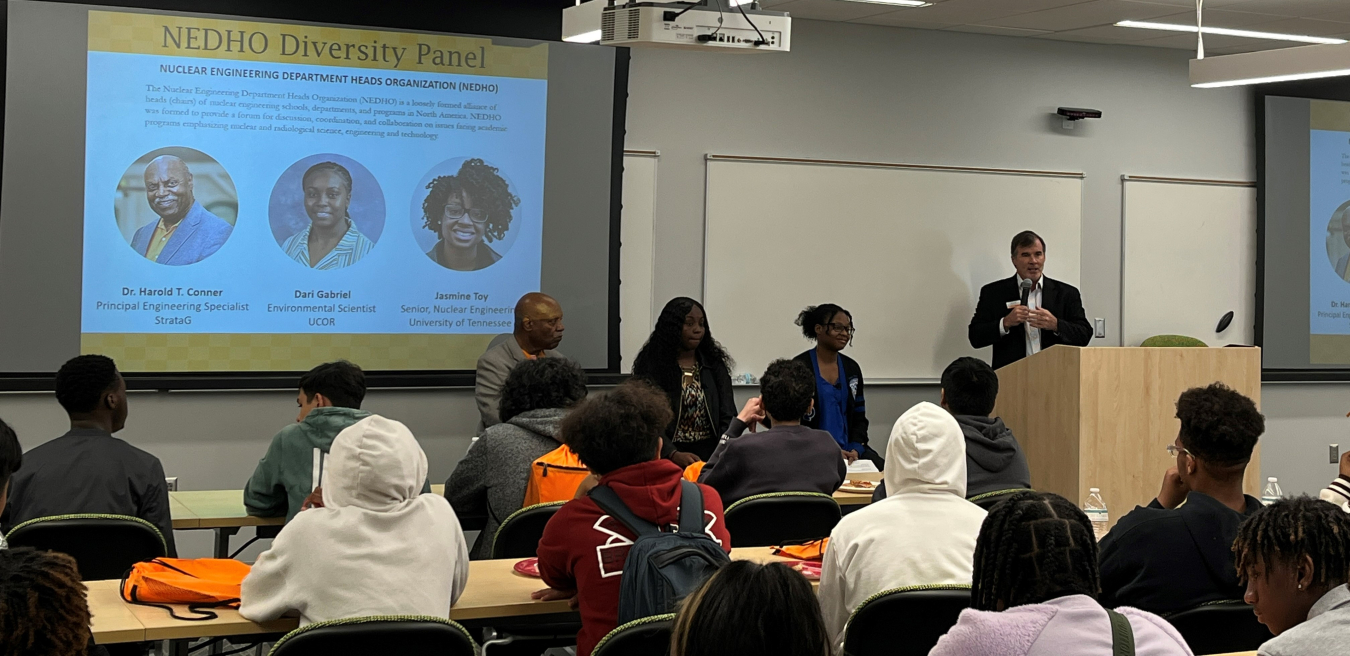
{"left": 244, "top": 361, "right": 429, "bottom": 521}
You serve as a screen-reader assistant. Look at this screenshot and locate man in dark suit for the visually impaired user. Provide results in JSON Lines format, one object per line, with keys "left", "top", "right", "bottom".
{"left": 968, "top": 231, "right": 1093, "bottom": 369}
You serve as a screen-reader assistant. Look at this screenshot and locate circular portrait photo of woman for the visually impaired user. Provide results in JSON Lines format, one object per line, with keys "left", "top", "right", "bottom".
{"left": 268, "top": 154, "right": 386, "bottom": 270}
{"left": 113, "top": 146, "right": 238, "bottom": 266}
{"left": 411, "top": 157, "right": 521, "bottom": 272}
{"left": 1325, "top": 199, "right": 1350, "bottom": 282}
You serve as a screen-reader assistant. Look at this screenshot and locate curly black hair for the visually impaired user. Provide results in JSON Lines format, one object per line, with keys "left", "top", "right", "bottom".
{"left": 1234, "top": 495, "right": 1350, "bottom": 590}
{"left": 971, "top": 491, "right": 1100, "bottom": 612}
{"left": 498, "top": 357, "right": 588, "bottom": 424}
{"left": 420, "top": 158, "right": 519, "bottom": 243}
{"left": 671, "top": 561, "right": 831, "bottom": 656}
{"left": 560, "top": 379, "right": 672, "bottom": 475}
{"left": 1175, "top": 383, "right": 1264, "bottom": 467}
{"left": 54, "top": 354, "right": 119, "bottom": 414}
{"left": 795, "top": 304, "right": 852, "bottom": 342}
{"left": 941, "top": 357, "right": 999, "bottom": 417}
{"left": 760, "top": 359, "right": 815, "bottom": 422}
{"left": 0, "top": 548, "right": 91, "bottom": 656}
{"left": 631, "top": 297, "right": 734, "bottom": 399}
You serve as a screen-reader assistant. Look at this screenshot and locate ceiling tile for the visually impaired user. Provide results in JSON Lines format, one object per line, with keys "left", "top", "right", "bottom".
{"left": 769, "top": 0, "right": 899, "bottom": 21}
{"left": 850, "top": 0, "right": 1093, "bottom": 24}
{"left": 1220, "top": 0, "right": 1350, "bottom": 19}
{"left": 847, "top": 14, "right": 960, "bottom": 28}
{"left": 1043, "top": 24, "right": 1165, "bottom": 42}
{"left": 1240, "top": 16, "right": 1350, "bottom": 36}
{"left": 1149, "top": 8, "right": 1293, "bottom": 27}
{"left": 1111, "top": 0, "right": 1261, "bottom": 7}
{"left": 945, "top": 24, "right": 1056, "bottom": 36}
{"left": 985, "top": 0, "right": 1184, "bottom": 31}
{"left": 1205, "top": 42, "right": 1293, "bottom": 53}
{"left": 1133, "top": 30, "right": 1305, "bottom": 49}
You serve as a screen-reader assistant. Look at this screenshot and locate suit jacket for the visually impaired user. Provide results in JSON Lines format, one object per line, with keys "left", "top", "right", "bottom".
{"left": 968, "top": 275, "right": 1092, "bottom": 369}
{"left": 474, "top": 337, "right": 563, "bottom": 428}
{"left": 131, "top": 202, "right": 233, "bottom": 266}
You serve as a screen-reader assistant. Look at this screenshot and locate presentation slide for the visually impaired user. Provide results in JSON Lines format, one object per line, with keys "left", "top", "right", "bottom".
{"left": 79, "top": 11, "right": 546, "bottom": 371}
{"left": 1309, "top": 99, "right": 1350, "bottom": 363}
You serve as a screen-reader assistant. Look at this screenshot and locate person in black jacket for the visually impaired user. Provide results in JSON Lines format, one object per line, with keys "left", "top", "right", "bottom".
{"left": 632, "top": 297, "right": 736, "bottom": 466}
{"left": 792, "top": 304, "right": 882, "bottom": 470}
{"left": 2, "top": 355, "right": 176, "bottom": 556}
{"left": 1098, "top": 383, "right": 1265, "bottom": 614}
{"left": 968, "top": 231, "right": 1093, "bottom": 369}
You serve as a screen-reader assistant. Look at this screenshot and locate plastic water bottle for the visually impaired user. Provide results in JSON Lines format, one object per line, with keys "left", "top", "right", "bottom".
{"left": 1262, "top": 477, "right": 1283, "bottom": 506}
{"left": 1084, "top": 488, "right": 1109, "bottom": 541}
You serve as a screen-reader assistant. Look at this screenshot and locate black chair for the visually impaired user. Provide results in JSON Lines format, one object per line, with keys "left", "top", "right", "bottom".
{"left": 491, "top": 501, "right": 567, "bottom": 559}
{"left": 968, "top": 488, "right": 1030, "bottom": 511}
{"left": 592, "top": 613, "right": 675, "bottom": 656}
{"left": 723, "top": 492, "right": 841, "bottom": 548}
{"left": 841, "top": 585, "right": 971, "bottom": 656}
{"left": 268, "top": 616, "right": 477, "bottom": 656}
{"left": 1165, "top": 600, "right": 1273, "bottom": 655}
{"left": 5, "top": 514, "right": 166, "bottom": 580}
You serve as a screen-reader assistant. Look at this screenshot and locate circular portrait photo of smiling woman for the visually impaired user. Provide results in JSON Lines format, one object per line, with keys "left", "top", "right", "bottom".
{"left": 411, "top": 157, "right": 522, "bottom": 272}
{"left": 268, "top": 154, "right": 386, "bottom": 270}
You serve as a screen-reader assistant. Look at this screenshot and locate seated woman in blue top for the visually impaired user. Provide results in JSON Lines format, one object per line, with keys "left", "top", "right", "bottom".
{"left": 792, "top": 304, "right": 883, "bottom": 470}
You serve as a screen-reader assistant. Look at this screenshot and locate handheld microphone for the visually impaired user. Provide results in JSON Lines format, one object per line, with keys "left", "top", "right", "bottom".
{"left": 1019, "top": 278, "right": 1033, "bottom": 306}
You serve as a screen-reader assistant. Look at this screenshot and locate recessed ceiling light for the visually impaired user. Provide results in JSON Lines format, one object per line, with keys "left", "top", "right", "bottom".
{"left": 846, "top": 0, "right": 931, "bottom": 6}
{"left": 1115, "top": 20, "right": 1347, "bottom": 46}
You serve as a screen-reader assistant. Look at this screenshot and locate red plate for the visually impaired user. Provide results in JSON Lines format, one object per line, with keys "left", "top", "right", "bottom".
{"left": 513, "top": 557, "right": 541, "bottom": 578}
{"left": 780, "top": 559, "right": 822, "bottom": 581}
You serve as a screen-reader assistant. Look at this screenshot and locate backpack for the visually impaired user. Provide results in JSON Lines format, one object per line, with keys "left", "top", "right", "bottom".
{"left": 588, "top": 479, "right": 730, "bottom": 624}
{"left": 120, "top": 558, "right": 252, "bottom": 620}
{"left": 522, "top": 444, "right": 591, "bottom": 506}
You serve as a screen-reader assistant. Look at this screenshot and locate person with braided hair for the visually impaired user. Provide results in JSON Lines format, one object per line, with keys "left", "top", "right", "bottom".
{"left": 1234, "top": 496, "right": 1350, "bottom": 656}
{"left": 0, "top": 547, "right": 94, "bottom": 656}
{"left": 282, "top": 161, "right": 375, "bottom": 270}
{"left": 931, "top": 491, "right": 1192, "bottom": 656}
{"left": 1098, "top": 383, "right": 1265, "bottom": 614}
{"left": 422, "top": 158, "right": 518, "bottom": 271}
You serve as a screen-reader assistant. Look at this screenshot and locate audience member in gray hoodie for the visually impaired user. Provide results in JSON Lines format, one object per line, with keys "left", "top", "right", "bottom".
{"left": 872, "top": 357, "right": 1031, "bottom": 502}
{"left": 444, "top": 357, "right": 588, "bottom": 559}
{"left": 1233, "top": 496, "right": 1350, "bottom": 656}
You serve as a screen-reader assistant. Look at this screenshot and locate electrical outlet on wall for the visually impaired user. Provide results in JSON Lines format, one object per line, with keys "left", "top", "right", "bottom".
{"left": 1094, "top": 318, "right": 1106, "bottom": 339}
{"left": 1332, "top": 444, "right": 1340, "bottom": 465}
{"left": 165, "top": 476, "right": 178, "bottom": 492}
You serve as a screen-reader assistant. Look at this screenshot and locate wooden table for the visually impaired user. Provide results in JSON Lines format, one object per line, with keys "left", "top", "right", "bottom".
{"left": 89, "top": 547, "right": 795, "bottom": 644}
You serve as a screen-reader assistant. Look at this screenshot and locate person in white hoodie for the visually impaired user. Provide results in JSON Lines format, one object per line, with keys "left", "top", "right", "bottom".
{"left": 817, "top": 401, "right": 987, "bottom": 646}
{"left": 240, "top": 415, "right": 469, "bottom": 626}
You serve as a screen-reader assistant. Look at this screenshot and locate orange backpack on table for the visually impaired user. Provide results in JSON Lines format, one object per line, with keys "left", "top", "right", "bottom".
{"left": 121, "top": 558, "right": 252, "bottom": 620}
{"left": 522, "top": 444, "right": 591, "bottom": 506}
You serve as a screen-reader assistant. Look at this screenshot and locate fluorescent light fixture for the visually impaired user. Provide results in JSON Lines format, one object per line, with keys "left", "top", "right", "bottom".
{"left": 847, "top": 0, "right": 931, "bottom": 5}
{"left": 564, "top": 29, "right": 602, "bottom": 43}
{"left": 1115, "top": 20, "right": 1347, "bottom": 45}
{"left": 562, "top": 1, "right": 604, "bottom": 43}
{"left": 1190, "top": 41, "right": 1350, "bottom": 88}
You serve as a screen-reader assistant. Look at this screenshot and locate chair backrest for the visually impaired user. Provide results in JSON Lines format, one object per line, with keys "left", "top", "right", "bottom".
{"left": 5, "top": 514, "right": 166, "bottom": 580}
{"left": 723, "top": 492, "right": 841, "bottom": 548}
{"left": 492, "top": 501, "right": 566, "bottom": 559}
{"left": 269, "top": 616, "right": 477, "bottom": 656}
{"left": 968, "top": 488, "right": 1030, "bottom": 511}
{"left": 842, "top": 585, "right": 972, "bottom": 656}
{"left": 1165, "top": 600, "right": 1273, "bottom": 655}
{"left": 1140, "top": 335, "right": 1208, "bottom": 347}
{"left": 592, "top": 613, "right": 675, "bottom": 656}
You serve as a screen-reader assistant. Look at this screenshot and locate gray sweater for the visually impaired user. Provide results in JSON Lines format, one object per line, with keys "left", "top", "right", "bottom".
{"left": 1259, "top": 584, "right": 1350, "bottom": 656}
{"left": 444, "top": 408, "right": 566, "bottom": 559}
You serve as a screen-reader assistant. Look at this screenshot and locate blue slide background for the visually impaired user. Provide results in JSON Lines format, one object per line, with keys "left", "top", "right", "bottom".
{"left": 82, "top": 51, "right": 546, "bottom": 335}
{"left": 1309, "top": 128, "right": 1350, "bottom": 335}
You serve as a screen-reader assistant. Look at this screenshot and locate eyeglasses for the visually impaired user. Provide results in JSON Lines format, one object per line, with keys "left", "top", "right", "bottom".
{"left": 1166, "top": 444, "right": 1192, "bottom": 458}
{"left": 824, "top": 323, "right": 856, "bottom": 336}
{"left": 443, "top": 204, "right": 488, "bottom": 225}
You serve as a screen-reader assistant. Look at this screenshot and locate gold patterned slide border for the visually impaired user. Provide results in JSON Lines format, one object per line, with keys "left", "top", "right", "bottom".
{"left": 81, "top": 333, "right": 496, "bottom": 372}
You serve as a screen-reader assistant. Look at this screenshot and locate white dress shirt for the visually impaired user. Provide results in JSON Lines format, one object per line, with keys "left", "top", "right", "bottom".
{"left": 998, "top": 275, "right": 1042, "bottom": 357}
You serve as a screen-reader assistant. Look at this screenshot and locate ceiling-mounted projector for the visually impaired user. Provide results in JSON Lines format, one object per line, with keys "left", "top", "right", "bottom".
{"left": 571, "top": 1, "right": 790, "bottom": 52}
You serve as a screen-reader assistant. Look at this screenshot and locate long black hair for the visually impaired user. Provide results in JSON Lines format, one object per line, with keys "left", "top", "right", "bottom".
{"left": 670, "top": 561, "right": 830, "bottom": 656}
{"left": 971, "top": 491, "right": 1101, "bottom": 611}
{"left": 1234, "top": 495, "right": 1350, "bottom": 591}
{"left": 631, "top": 297, "right": 733, "bottom": 397}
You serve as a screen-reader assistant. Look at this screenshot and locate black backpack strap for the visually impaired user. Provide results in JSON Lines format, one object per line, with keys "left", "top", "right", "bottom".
{"left": 676, "top": 480, "right": 705, "bottom": 533}
{"left": 1106, "top": 609, "right": 1135, "bottom": 656}
{"left": 588, "top": 484, "right": 660, "bottom": 538}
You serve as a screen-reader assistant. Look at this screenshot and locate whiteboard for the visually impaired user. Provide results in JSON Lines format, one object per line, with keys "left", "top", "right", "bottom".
{"left": 703, "top": 156, "right": 1083, "bottom": 382}
{"left": 619, "top": 151, "right": 658, "bottom": 374}
{"left": 1121, "top": 177, "right": 1256, "bottom": 347}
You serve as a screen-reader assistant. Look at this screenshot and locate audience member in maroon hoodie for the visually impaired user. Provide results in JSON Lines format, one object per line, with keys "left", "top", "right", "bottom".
{"left": 533, "top": 380, "right": 732, "bottom": 656}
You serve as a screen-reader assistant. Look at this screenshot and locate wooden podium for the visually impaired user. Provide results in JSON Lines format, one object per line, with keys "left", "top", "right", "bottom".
{"left": 992, "top": 346, "right": 1262, "bottom": 527}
